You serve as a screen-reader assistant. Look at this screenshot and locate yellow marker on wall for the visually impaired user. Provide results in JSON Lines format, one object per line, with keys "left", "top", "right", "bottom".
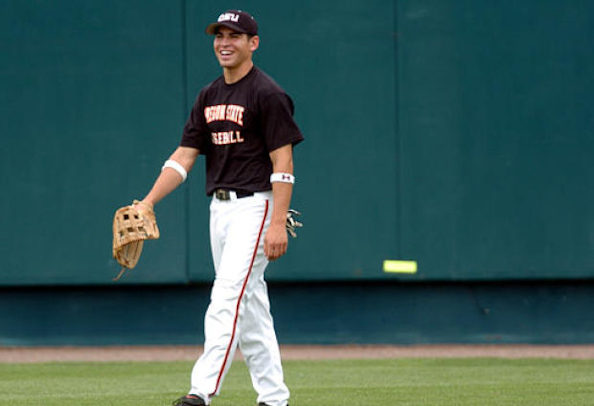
{"left": 383, "top": 260, "right": 417, "bottom": 274}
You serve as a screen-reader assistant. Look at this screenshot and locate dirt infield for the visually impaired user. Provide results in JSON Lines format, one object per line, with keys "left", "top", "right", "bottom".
{"left": 1, "top": 344, "right": 593, "bottom": 363}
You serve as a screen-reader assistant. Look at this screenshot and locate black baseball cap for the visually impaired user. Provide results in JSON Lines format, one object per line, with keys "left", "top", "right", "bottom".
{"left": 206, "top": 10, "right": 258, "bottom": 35}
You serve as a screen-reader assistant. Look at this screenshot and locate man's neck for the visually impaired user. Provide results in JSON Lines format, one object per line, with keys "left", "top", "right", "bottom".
{"left": 223, "top": 61, "right": 254, "bottom": 84}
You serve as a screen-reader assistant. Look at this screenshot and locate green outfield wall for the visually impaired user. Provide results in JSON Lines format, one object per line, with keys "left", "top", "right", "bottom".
{"left": 0, "top": 1, "right": 593, "bottom": 344}
{"left": 2, "top": 282, "right": 593, "bottom": 346}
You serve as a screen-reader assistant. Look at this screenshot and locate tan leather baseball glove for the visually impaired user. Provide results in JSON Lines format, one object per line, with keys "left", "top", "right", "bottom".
{"left": 286, "top": 209, "right": 303, "bottom": 238}
{"left": 112, "top": 200, "right": 159, "bottom": 281}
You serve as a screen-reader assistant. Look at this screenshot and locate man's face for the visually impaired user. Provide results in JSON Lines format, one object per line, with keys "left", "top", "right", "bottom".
{"left": 213, "top": 27, "right": 259, "bottom": 69}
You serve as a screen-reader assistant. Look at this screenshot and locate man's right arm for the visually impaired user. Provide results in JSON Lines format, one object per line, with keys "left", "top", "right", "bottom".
{"left": 141, "top": 146, "right": 200, "bottom": 209}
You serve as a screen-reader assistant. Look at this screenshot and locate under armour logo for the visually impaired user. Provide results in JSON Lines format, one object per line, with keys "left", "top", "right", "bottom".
{"left": 282, "top": 174, "right": 292, "bottom": 181}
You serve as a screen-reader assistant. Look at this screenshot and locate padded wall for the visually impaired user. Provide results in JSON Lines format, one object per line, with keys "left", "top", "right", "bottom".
{"left": 1, "top": 1, "right": 593, "bottom": 285}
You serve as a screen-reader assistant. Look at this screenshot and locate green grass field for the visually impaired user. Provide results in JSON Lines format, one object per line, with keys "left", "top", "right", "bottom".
{"left": 1, "top": 358, "right": 593, "bottom": 405}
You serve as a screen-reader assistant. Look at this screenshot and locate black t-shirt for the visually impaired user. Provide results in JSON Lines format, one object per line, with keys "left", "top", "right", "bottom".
{"left": 180, "top": 67, "right": 304, "bottom": 195}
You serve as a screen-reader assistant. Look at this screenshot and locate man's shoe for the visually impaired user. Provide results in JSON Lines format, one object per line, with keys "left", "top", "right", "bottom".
{"left": 172, "top": 395, "right": 206, "bottom": 406}
{"left": 258, "top": 404, "right": 289, "bottom": 406}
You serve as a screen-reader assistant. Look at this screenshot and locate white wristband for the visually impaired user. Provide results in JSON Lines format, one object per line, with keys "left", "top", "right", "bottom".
{"left": 270, "top": 172, "right": 295, "bottom": 184}
{"left": 162, "top": 160, "right": 187, "bottom": 182}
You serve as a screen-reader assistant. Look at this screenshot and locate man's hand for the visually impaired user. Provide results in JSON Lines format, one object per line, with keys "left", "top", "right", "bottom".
{"left": 264, "top": 222, "right": 288, "bottom": 261}
{"left": 136, "top": 200, "right": 154, "bottom": 217}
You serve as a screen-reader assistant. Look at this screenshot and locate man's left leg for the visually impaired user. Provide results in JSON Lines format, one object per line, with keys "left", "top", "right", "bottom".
{"left": 238, "top": 257, "right": 290, "bottom": 406}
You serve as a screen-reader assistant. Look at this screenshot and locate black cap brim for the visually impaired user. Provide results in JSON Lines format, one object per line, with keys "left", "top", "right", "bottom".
{"left": 206, "top": 22, "right": 248, "bottom": 35}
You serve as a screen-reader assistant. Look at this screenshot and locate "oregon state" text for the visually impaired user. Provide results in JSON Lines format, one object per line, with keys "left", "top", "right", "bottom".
{"left": 204, "top": 104, "right": 245, "bottom": 126}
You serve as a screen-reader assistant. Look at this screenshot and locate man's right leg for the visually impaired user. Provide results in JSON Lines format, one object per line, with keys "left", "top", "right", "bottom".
{"left": 188, "top": 196, "right": 271, "bottom": 404}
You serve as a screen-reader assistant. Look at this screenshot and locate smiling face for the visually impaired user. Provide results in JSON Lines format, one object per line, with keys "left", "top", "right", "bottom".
{"left": 213, "top": 27, "right": 259, "bottom": 82}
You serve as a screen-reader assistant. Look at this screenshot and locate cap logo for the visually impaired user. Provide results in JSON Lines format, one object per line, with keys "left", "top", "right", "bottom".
{"left": 218, "top": 12, "right": 240, "bottom": 23}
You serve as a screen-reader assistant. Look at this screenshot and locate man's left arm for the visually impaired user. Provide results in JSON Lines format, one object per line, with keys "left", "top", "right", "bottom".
{"left": 264, "top": 144, "right": 294, "bottom": 261}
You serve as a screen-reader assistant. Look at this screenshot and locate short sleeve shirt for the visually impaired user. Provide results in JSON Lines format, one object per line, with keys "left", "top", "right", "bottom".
{"left": 180, "top": 67, "right": 304, "bottom": 195}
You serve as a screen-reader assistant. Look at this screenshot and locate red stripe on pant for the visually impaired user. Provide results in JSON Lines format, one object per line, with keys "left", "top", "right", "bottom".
{"left": 210, "top": 199, "right": 269, "bottom": 397}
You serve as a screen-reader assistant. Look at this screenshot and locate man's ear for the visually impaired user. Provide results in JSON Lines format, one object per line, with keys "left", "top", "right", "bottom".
{"left": 250, "top": 35, "right": 260, "bottom": 52}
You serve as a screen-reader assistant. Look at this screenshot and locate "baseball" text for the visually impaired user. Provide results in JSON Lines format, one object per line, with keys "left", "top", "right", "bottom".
{"left": 211, "top": 131, "right": 245, "bottom": 145}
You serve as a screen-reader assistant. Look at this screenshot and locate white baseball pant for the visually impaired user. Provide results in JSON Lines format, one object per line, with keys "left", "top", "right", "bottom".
{"left": 189, "top": 191, "right": 290, "bottom": 406}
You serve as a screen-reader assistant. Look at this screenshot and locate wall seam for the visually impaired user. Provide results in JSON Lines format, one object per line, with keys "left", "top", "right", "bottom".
{"left": 393, "top": 0, "right": 401, "bottom": 259}
{"left": 181, "top": 0, "right": 190, "bottom": 283}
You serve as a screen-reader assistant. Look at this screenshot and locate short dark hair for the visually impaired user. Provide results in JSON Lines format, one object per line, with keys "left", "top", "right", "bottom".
{"left": 213, "top": 27, "right": 256, "bottom": 40}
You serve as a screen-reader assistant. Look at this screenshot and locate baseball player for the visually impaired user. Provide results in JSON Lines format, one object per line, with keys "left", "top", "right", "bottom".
{"left": 137, "top": 10, "right": 303, "bottom": 406}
